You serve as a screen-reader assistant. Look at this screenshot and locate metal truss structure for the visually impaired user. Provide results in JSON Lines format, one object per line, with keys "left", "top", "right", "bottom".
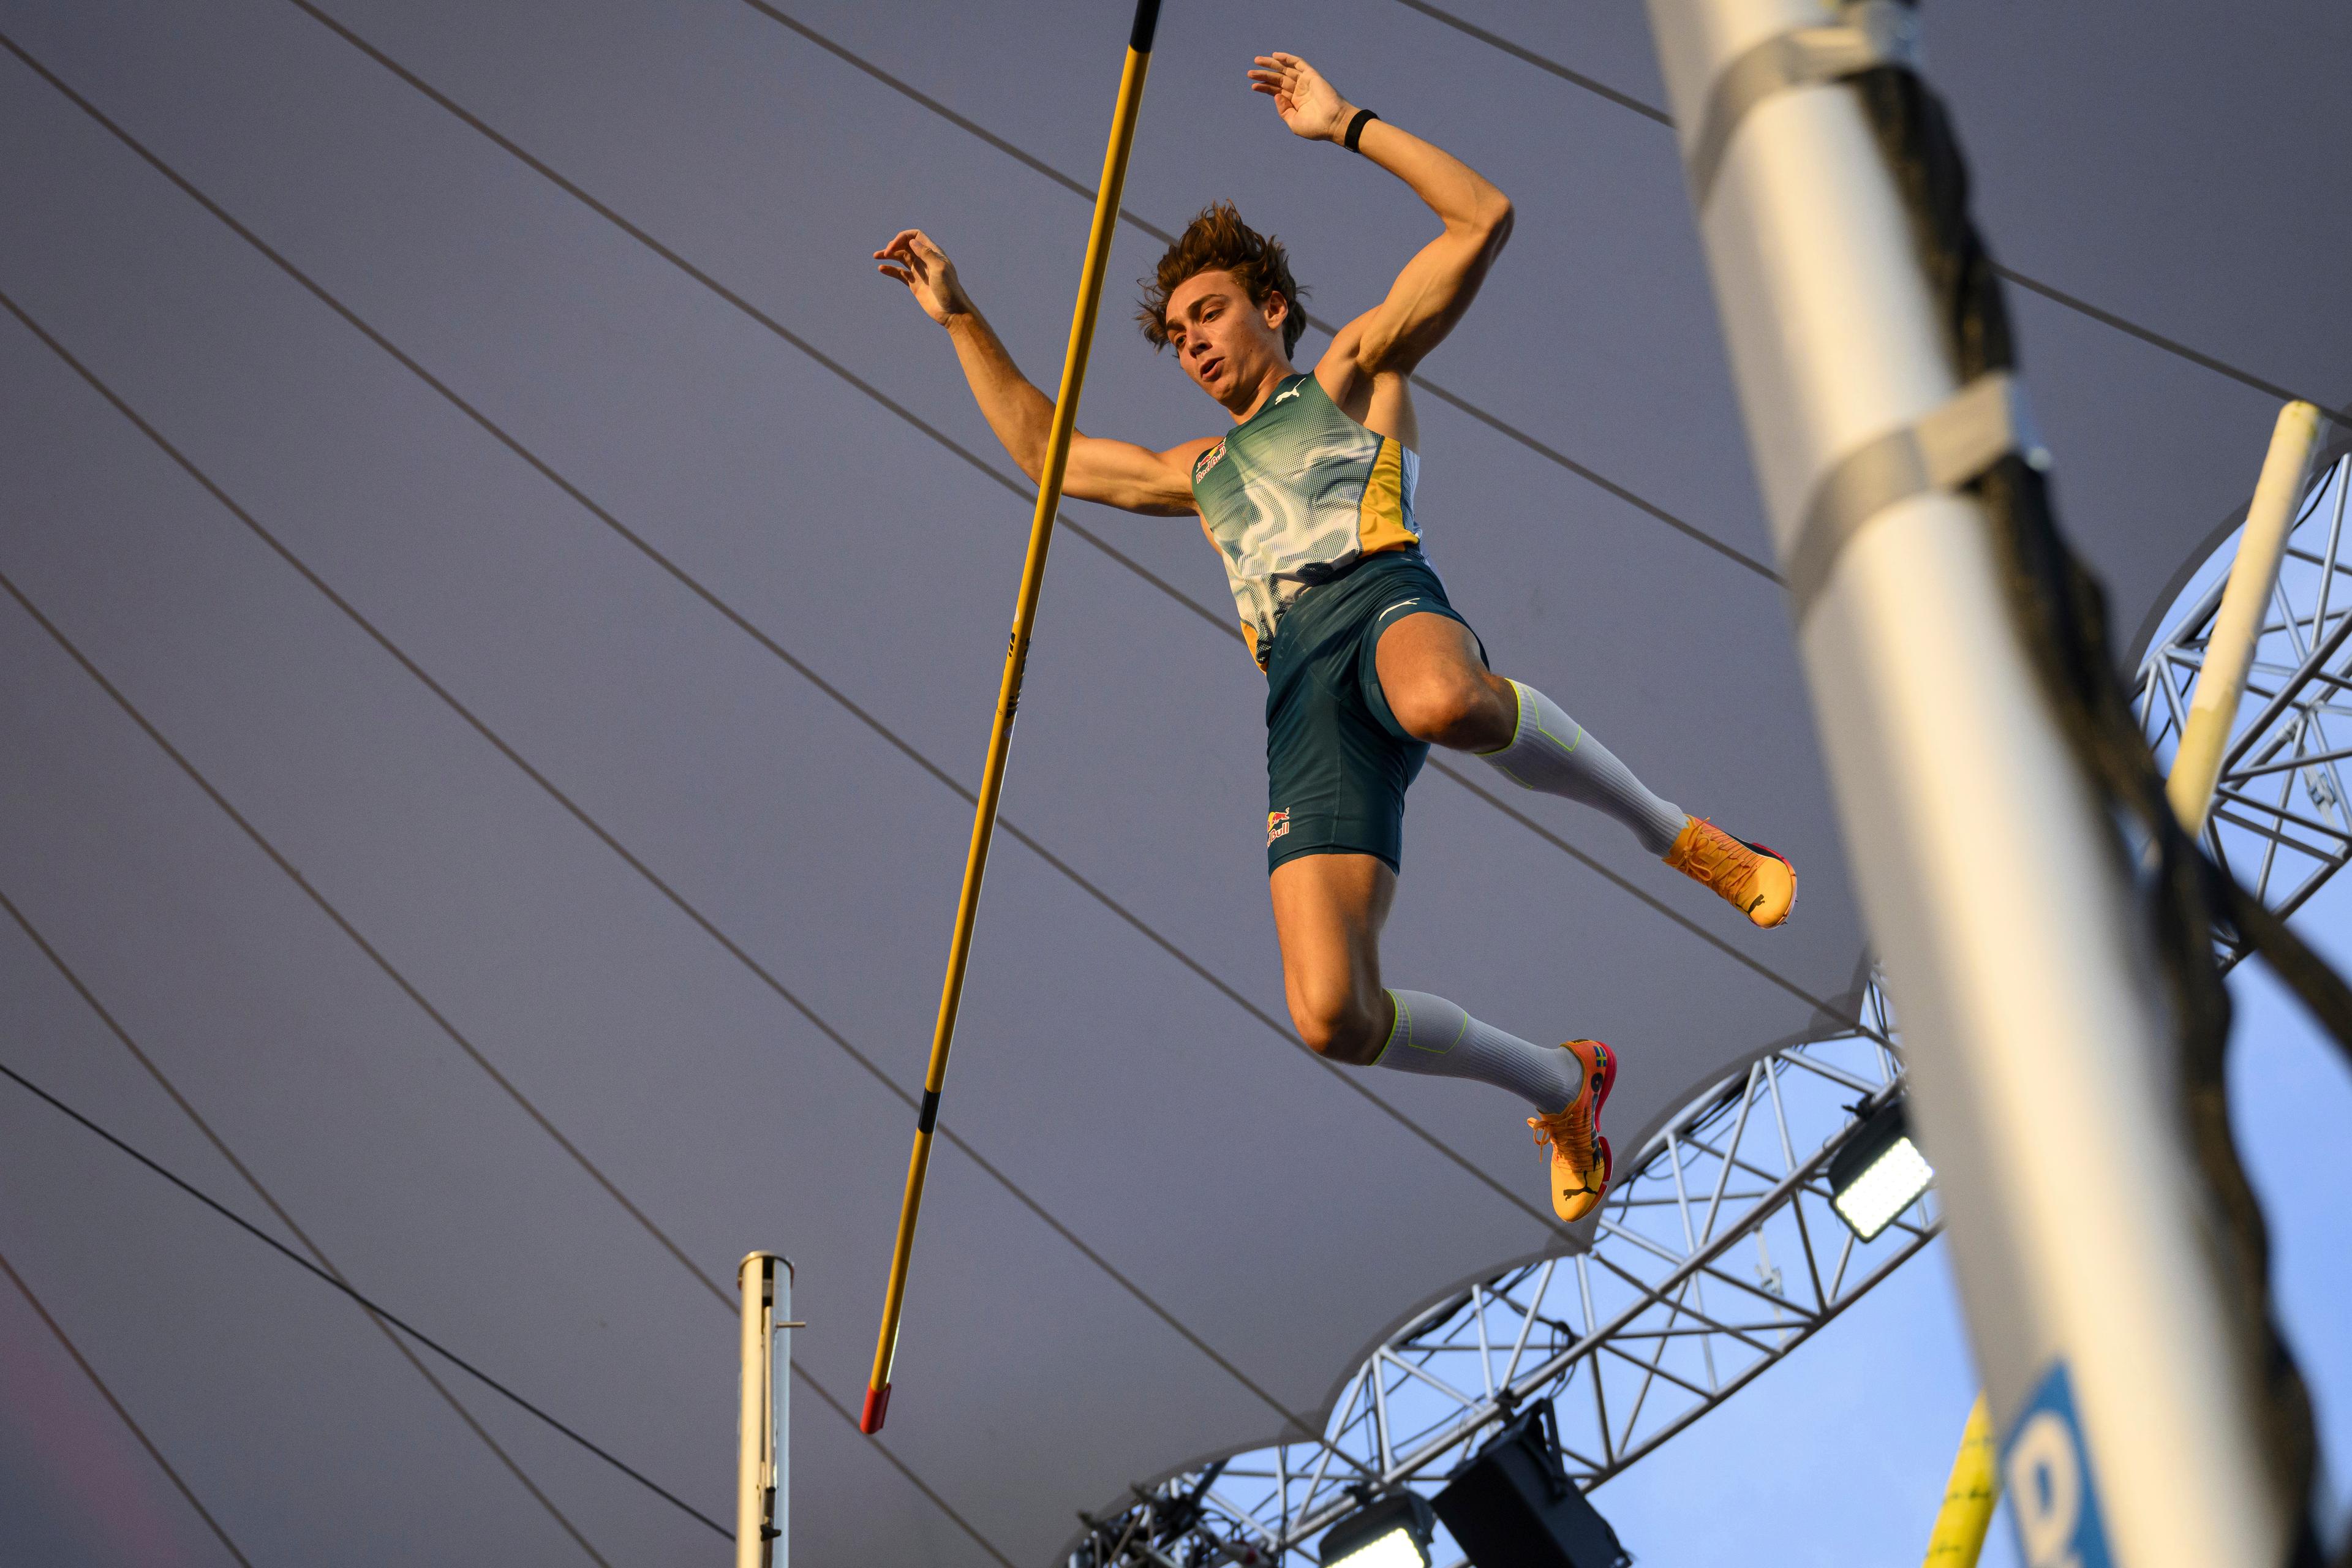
{"left": 1071, "top": 990, "right": 1926, "bottom": 1568}
{"left": 1071, "top": 453, "right": 2352, "bottom": 1568}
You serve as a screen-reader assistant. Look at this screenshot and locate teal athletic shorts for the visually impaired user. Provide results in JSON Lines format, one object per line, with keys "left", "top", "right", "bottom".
{"left": 1262, "top": 549, "right": 1485, "bottom": 875}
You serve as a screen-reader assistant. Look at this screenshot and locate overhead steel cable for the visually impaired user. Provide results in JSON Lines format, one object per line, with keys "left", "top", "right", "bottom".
{"left": 0, "top": 566, "right": 1017, "bottom": 1568}
{"left": 0, "top": 31, "right": 1875, "bottom": 1188}
{"left": 0, "top": 881, "right": 623, "bottom": 1564}
{"left": 1986, "top": 269, "right": 2351, "bottom": 429}
{"left": 720, "top": 0, "right": 1779, "bottom": 582}
{"left": 0, "top": 1243, "right": 255, "bottom": 1568}
{"left": 0, "top": 993, "right": 725, "bottom": 1542}
{"left": 1388, "top": 0, "right": 2352, "bottom": 428}
{"left": 1389, "top": 0, "right": 1675, "bottom": 125}
{"left": 0, "top": 573, "right": 722, "bottom": 1309}
{"left": 256, "top": 4, "right": 1243, "bottom": 636}
{"left": 0, "top": 291, "right": 1347, "bottom": 1444}
{"left": 0, "top": 301, "right": 1533, "bottom": 1457}
{"left": 219, "top": 4, "right": 1882, "bottom": 1042}
{"left": 279, "top": 0, "right": 1777, "bottom": 587}
{"left": 2, "top": 10, "right": 1882, "bottom": 1502}
{"left": 0, "top": 43, "right": 1641, "bottom": 1400}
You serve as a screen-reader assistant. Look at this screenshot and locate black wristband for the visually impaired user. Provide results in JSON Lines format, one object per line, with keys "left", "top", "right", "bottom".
{"left": 1342, "top": 108, "right": 1378, "bottom": 153}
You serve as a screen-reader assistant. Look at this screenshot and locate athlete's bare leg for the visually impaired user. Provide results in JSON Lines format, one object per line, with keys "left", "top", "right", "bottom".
{"left": 1270, "top": 842, "right": 1604, "bottom": 1232}
{"left": 1271, "top": 614, "right": 1544, "bottom": 1070}
{"left": 1270, "top": 851, "right": 1396, "bottom": 1065}
{"left": 1270, "top": 610, "right": 1786, "bottom": 1088}
{"left": 1374, "top": 612, "right": 1515, "bottom": 752}
{"left": 1379, "top": 614, "right": 1789, "bottom": 927}
{"left": 1270, "top": 646, "right": 1615, "bottom": 1225}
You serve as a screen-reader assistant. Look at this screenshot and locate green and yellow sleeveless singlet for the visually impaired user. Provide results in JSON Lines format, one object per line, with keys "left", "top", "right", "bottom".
{"left": 1189, "top": 372, "right": 1421, "bottom": 668}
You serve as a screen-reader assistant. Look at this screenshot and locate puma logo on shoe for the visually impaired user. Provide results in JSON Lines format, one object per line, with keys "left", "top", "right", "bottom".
{"left": 1532, "top": 1040, "right": 1615, "bottom": 1221}
{"left": 1667, "top": 818, "right": 1798, "bottom": 929}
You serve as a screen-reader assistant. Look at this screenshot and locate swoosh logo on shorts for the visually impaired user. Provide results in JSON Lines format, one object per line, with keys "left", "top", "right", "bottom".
{"left": 1379, "top": 598, "right": 1422, "bottom": 617}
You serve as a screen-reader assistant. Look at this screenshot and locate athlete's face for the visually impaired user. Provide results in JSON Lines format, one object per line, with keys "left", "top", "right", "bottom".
{"left": 1163, "top": 270, "right": 1291, "bottom": 409}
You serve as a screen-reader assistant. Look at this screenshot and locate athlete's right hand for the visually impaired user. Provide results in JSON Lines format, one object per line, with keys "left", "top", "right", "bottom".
{"left": 874, "top": 229, "right": 968, "bottom": 326}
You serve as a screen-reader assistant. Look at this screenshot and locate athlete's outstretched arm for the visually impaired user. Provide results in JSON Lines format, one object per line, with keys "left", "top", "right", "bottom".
{"left": 1250, "top": 55, "right": 1513, "bottom": 392}
{"left": 874, "top": 230, "right": 1207, "bottom": 516}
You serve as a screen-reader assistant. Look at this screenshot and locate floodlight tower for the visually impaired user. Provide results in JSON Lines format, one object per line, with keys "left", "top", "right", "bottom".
{"left": 1639, "top": 2, "right": 2299, "bottom": 1566}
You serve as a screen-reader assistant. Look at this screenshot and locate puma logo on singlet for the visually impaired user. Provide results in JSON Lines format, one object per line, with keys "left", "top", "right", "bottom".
{"left": 1272, "top": 382, "right": 1303, "bottom": 406}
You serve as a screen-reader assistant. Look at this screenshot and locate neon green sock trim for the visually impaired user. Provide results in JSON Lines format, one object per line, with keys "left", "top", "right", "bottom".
{"left": 1522, "top": 680, "right": 1585, "bottom": 755}
{"left": 1374, "top": 989, "right": 1471, "bottom": 1061}
{"left": 1371, "top": 990, "right": 1407, "bottom": 1066}
{"left": 1472, "top": 679, "right": 1529, "bottom": 758}
{"left": 1478, "top": 679, "right": 1583, "bottom": 769}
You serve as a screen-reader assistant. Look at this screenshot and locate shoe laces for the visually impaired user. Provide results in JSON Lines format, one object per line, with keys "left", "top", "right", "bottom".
{"left": 1528, "top": 1101, "right": 1596, "bottom": 1170}
{"left": 1680, "top": 819, "right": 1760, "bottom": 904}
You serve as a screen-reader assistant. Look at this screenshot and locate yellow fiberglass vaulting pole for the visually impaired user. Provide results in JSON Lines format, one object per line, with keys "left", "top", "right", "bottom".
{"left": 861, "top": 0, "right": 1162, "bottom": 1436}
{"left": 1920, "top": 1393, "right": 1999, "bottom": 1568}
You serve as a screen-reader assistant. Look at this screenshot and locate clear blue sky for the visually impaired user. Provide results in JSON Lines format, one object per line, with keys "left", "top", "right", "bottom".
{"left": 1585, "top": 873, "right": 2352, "bottom": 1568}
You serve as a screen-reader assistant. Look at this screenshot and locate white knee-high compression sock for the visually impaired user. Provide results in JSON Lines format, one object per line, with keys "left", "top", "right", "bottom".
{"left": 1480, "top": 680, "right": 1686, "bottom": 856}
{"left": 1372, "top": 990, "right": 1579, "bottom": 1113}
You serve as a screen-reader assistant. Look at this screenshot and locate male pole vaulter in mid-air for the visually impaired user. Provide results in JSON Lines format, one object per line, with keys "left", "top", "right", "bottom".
{"left": 876, "top": 51, "right": 1795, "bottom": 1222}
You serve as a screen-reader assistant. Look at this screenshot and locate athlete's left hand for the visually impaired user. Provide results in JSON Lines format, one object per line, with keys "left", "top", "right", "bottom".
{"left": 1248, "top": 53, "right": 1354, "bottom": 143}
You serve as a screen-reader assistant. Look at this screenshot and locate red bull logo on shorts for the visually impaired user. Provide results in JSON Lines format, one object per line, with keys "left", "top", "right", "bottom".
{"left": 1267, "top": 810, "right": 1291, "bottom": 845}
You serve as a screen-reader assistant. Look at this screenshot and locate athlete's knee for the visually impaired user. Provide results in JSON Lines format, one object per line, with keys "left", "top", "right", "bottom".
{"left": 1390, "top": 667, "right": 1513, "bottom": 750}
{"left": 1289, "top": 984, "right": 1389, "bottom": 1065}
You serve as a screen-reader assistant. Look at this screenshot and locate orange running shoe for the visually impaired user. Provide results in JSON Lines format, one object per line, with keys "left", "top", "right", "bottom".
{"left": 1666, "top": 816, "right": 1796, "bottom": 928}
{"left": 1528, "top": 1039, "right": 1615, "bottom": 1223}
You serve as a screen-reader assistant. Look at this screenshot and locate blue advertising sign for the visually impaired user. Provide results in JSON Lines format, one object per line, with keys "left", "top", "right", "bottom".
{"left": 2002, "top": 1361, "right": 2116, "bottom": 1568}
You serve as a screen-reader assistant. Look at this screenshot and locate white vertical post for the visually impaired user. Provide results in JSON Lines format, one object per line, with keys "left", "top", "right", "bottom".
{"left": 2168, "top": 402, "right": 2326, "bottom": 832}
{"left": 738, "top": 1253, "right": 793, "bottom": 1568}
{"left": 1639, "top": 4, "right": 2294, "bottom": 1566}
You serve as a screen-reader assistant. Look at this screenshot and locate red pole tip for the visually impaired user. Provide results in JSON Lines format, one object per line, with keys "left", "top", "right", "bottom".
{"left": 860, "top": 1384, "right": 892, "bottom": 1433}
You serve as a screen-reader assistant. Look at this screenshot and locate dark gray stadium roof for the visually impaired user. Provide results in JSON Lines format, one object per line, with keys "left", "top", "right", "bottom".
{"left": 1, "top": 1, "right": 2344, "bottom": 1562}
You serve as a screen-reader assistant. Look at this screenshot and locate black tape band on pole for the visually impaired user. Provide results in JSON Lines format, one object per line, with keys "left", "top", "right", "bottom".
{"left": 1129, "top": 0, "right": 1161, "bottom": 55}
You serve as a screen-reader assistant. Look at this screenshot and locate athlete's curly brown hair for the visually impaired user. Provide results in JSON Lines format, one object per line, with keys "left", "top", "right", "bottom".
{"left": 1137, "top": 202, "right": 1307, "bottom": 358}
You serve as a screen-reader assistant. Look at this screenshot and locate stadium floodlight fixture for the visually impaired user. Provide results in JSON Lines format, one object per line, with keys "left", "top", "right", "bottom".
{"left": 1826, "top": 1096, "right": 1934, "bottom": 1242}
{"left": 1434, "top": 1404, "right": 1630, "bottom": 1568}
{"left": 1319, "top": 1491, "right": 1436, "bottom": 1568}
